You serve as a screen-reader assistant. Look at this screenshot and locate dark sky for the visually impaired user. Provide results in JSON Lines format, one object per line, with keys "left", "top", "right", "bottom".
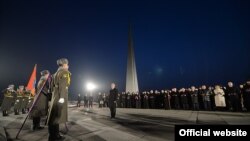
{"left": 0, "top": 0, "right": 250, "bottom": 98}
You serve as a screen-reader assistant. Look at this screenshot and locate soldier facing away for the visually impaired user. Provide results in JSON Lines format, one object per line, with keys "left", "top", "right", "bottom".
{"left": 46, "top": 58, "right": 71, "bottom": 141}
{"left": 30, "top": 70, "right": 51, "bottom": 131}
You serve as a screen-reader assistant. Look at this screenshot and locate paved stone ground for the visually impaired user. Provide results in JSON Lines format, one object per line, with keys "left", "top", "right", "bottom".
{"left": 1, "top": 103, "right": 250, "bottom": 141}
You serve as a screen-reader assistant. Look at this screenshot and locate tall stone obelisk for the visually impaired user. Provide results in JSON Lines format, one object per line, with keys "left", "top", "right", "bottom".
{"left": 126, "top": 24, "right": 139, "bottom": 93}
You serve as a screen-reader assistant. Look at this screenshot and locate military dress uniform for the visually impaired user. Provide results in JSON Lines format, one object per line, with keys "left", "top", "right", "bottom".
{"left": 14, "top": 88, "right": 24, "bottom": 115}
{"left": 46, "top": 58, "right": 71, "bottom": 141}
{"left": 30, "top": 70, "right": 50, "bottom": 131}
{"left": 1, "top": 85, "right": 15, "bottom": 116}
{"left": 20, "top": 89, "right": 30, "bottom": 114}
{"left": 26, "top": 90, "right": 34, "bottom": 111}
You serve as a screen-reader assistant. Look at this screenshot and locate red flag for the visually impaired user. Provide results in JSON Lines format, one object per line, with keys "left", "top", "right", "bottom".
{"left": 26, "top": 64, "right": 37, "bottom": 96}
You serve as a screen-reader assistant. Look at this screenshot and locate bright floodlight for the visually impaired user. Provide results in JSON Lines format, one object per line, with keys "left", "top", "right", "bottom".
{"left": 86, "top": 82, "right": 96, "bottom": 91}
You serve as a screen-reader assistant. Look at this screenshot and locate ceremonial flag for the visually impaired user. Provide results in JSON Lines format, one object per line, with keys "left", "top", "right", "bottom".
{"left": 26, "top": 64, "right": 37, "bottom": 96}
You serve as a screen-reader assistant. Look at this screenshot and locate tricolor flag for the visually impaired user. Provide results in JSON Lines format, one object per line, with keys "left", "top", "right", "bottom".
{"left": 26, "top": 64, "right": 37, "bottom": 96}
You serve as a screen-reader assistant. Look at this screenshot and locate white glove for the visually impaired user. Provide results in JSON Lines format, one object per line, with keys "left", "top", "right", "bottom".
{"left": 58, "top": 98, "right": 65, "bottom": 103}
{"left": 16, "top": 99, "right": 19, "bottom": 102}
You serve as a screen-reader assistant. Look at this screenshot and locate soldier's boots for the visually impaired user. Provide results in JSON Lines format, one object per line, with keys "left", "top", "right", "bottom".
{"left": 49, "top": 124, "right": 65, "bottom": 141}
{"left": 32, "top": 117, "right": 44, "bottom": 131}
{"left": 32, "top": 125, "right": 44, "bottom": 131}
{"left": 49, "top": 134, "right": 65, "bottom": 141}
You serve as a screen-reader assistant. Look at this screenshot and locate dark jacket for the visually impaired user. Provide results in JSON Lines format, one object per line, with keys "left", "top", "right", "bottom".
{"left": 109, "top": 88, "right": 118, "bottom": 107}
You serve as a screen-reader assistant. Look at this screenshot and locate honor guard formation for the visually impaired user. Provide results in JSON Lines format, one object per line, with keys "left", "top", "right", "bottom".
{"left": 1, "top": 58, "right": 71, "bottom": 141}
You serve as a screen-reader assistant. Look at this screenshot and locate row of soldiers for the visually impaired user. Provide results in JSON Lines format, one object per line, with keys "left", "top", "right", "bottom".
{"left": 98, "top": 81, "right": 250, "bottom": 112}
{"left": 1, "top": 85, "right": 34, "bottom": 116}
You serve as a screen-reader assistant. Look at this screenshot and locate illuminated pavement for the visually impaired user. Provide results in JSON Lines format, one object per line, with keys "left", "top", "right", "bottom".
{"left": 1, "top": 103, "right": 250, "bottom": 141}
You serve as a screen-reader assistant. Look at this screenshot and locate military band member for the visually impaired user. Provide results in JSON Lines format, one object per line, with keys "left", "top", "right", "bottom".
{"left": 1, "top": 84, "right": 15, "bottom": 116}
{"left": 46, "top": 58, "right": 71, "bottom": 141}
{"left": 30, "top": 70, "right": 51, "bottom": 131}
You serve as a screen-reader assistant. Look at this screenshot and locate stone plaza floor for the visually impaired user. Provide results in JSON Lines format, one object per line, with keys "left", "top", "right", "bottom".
{"left": 1, "top": 104, "right": 250, "bottom": 141}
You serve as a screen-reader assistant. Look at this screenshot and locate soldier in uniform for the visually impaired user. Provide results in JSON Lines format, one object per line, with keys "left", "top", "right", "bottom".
{"left": 26, "top": 89, "right": 34, "bottom": 111}
{"left": 46, "top": 58, "right": 71, "bottom": 141}
{"left": 30, "top": 70, "right": 51, "bottom": 131}
{"left": 109, "top": 83, "right": 118, "bottom": 119}
{"left": 14, "top": 86, "right": 24, "bottom": 115}
{"left": 142, "top": 92, "right": 149, "bottom": 109}
{"left": 18, "top": 85, "right": 29, "bottom": 114}
{"left": 1, "top": 84, "right": 15, "bottom": 116}
{"left": 21, "top": 87, "right": 31, "bottom": 114}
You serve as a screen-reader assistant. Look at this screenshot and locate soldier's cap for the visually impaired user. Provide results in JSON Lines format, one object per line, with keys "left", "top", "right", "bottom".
{"left": 19, "top": 85, "right": 24, "bottom": 88}
{"left": 57, "top": 58, "right": 69, "bottom": 66}
{"left": 40, "top": 70, "right": 50, "bottom": 76}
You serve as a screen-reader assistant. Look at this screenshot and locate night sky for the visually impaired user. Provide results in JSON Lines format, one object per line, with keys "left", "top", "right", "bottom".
{"left": 0, "top": 0, "right": 250, "bottom": 98}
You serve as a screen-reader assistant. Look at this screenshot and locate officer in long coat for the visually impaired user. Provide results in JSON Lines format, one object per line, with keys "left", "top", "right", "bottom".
{"left": 1, "top": 84, "right": 15, "bottom": 116}
{"left": 46, "top": 58, "right": 71, "bottom": 141}
{"left": 30, "top": 70, "right": 51, "bottom": 131}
